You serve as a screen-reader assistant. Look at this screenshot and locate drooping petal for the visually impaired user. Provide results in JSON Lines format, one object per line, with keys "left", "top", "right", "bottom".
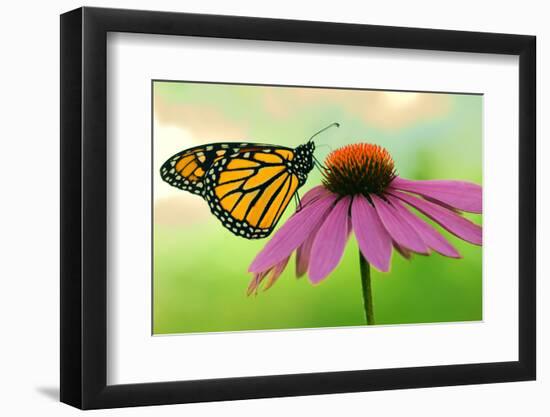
{"left": 389, "top": 177, "right": 482, "bottom": 213}
{"left": 248, "top": 193, "right": 338, "bottom": 273}
{"left": 385, "top": 195, "right": 461, "bottom": 258}
{"left": 389, "top": 190, "right": 482, "bottom": 245}
{"left": 393, "top": 242, "right": 413, "bottom": 259}
{"left": 350, "top": 194, "right": 392, "bottom": 272}
{"left": 308, "top": 196, "right": 352, "bottom": 283}
{"left": 370, "top": 195, "right": 429, "bottom": 254}
{"left": 263, "top": 256, "right": 291, "bottom": 291}
{"left": 247, "top": 270, "right": 269, "bottom": 296}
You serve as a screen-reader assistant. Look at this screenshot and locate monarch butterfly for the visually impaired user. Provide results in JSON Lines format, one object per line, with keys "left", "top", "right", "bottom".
{"left": 160, "top": 123, "right": 339, "bottom": 239}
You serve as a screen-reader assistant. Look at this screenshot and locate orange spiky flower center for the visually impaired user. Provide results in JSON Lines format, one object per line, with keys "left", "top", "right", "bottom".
{"left": 322, "top": 143, "right": 396, "bottom": 197}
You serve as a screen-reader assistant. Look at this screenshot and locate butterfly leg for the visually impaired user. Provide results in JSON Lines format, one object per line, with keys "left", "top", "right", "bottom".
{"left": 294, "top": 192, "right": 303, "bottom": 212}
{"left": 313, "top": 155, "right": 328, "bottom": 173}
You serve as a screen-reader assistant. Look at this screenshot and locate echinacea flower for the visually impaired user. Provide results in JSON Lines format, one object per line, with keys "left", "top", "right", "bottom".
{"left": 247, "top": 143, "right": 482, "bottom": 324}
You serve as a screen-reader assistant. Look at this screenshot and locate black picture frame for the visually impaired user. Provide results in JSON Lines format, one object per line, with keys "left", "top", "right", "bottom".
{"left": 60, "top": 6, "right": 536, "bottom": 410}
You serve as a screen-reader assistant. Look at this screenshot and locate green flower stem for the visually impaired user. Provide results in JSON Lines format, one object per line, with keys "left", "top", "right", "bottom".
{"left": 359, "top": 251, "right": 375, "bottom": 325}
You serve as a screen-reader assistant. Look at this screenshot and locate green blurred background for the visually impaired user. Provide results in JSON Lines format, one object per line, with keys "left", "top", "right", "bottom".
{"left": 152, "top": 80, "right": 482, "bottom": 334}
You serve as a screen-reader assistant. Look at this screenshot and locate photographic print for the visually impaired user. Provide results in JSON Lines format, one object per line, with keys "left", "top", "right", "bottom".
{"left": 153, "top": 80, "right": 482, "bottom": 335}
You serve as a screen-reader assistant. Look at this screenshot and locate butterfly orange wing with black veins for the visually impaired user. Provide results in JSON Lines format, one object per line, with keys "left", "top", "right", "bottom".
{"left": 160, "top": 141, "right": 315, "bottom": 239}
{"left": 160, "top": 143, "right": 238, "bottom": 195}
{"left": 204, "top": 145, "right": 307, "bottom": 238}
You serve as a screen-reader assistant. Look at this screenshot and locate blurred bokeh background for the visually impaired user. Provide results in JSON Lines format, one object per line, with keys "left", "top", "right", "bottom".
{"left": 153, "top": 80, "right": 482, "bottom": 335}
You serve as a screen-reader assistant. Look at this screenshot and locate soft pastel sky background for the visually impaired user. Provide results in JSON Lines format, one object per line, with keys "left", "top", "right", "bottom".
{"left": 153, "top": 80, "right": 482, "bottom": 335}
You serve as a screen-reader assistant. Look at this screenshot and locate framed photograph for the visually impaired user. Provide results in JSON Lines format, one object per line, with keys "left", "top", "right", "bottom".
{"left": 60, "top": 6, "right": 536, "bottom": 409}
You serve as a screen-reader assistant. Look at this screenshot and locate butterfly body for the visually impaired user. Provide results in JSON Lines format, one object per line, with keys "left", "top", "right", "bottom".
{"left": 160, "top": 141, "right": 315, "bottom": 239}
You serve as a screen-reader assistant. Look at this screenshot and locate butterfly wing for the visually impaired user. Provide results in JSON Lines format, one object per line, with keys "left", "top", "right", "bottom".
{"left": 203, "top": 146, "right": 301, "bottom": 239}
{"left": 160, "top": 143, "right": 253, "bottom": 195}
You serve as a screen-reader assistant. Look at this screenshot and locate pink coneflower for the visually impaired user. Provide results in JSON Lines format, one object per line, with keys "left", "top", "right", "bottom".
{"left": 247, "top": 143, "right": 482, "bottom": 325}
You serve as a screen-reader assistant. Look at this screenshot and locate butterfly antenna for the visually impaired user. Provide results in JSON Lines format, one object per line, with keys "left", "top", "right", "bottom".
{"left": 315, "top": 143, "right": 334, "bottom": 152}
{"left": 307, "top": 122, "right": 340, "bottom": 144}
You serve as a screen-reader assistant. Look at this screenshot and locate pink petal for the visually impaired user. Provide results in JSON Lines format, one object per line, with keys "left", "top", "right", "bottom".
{"left": 389, "top": 190, "right": 482, "bottom": 245}
{"left": 295, "top": 226, "right": 319, "bottom": 278}
{"left": 385, "top": 195, "right": 461, "bottom": 258}
{"left": 371, "top": 195, "right": 429, "bottom": 254}
{"left": 299, "top": 185, "right": 331, "bottom": 209}
{"left": 296, "top": 206, "right": 351, "bottom": 278}
{"left": 389, "top": 177, "right": 482, "bottom": 213}
{"left": 308, "top": 196, "right": 352, "bottom": 283}
{"left": 248, "top": 193, "right": 338, "bottom": 273}
{"left": 351, "top": 194, "right": 392, "bottom": 272}
{"left": 294, "top": 187, "right": 333, "bottom": 277}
